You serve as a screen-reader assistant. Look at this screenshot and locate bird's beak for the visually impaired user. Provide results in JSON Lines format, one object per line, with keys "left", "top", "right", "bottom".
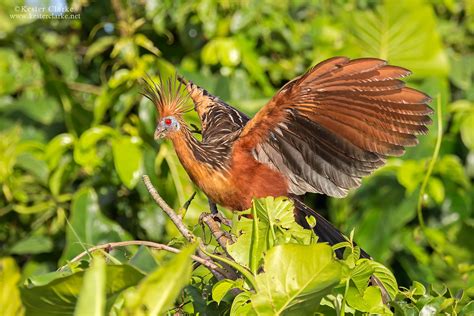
{"left": 154, "top": 126, "right": 165, "bottom": 140}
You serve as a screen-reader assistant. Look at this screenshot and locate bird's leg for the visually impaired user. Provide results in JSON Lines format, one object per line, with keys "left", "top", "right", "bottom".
{"left": 208, "top": 199, "right": 218, "bottom": 215}
{"left": 208, "top": 199, "right": 232, "bottom": 227}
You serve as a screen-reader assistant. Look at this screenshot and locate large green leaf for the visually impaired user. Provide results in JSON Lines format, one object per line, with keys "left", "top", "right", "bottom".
{"left": 60, "top": 188, "right": 132, "bottom": 263}
{"left": 124, "top": 243, "right": 197, "bottom": 315}
{"left": 0, "top": 257, "right": 24, "bottom": 316}
{"left": 251, "top": 244, "right": 342, "bottom": 315}
{"left": 20, "top": 264, "right": 144, "bottom": 316}
{"left": 111, "top": 135, "right": 143, "bottom": 189}
{"left": 228, "top": 197, "right": 313, "bottom": 271}
{"left": 345, "top": 0, "right": 448, "bottom": 77}
{"left": 74, "top": 256, "right": 106, "bottom": 316}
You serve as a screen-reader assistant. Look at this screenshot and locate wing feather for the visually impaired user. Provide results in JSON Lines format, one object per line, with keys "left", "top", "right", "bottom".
{"left": 235, "top": 57, "right": 432, "bottom": 197}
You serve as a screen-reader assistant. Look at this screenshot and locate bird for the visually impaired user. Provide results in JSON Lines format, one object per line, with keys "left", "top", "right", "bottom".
{"left": 143, "top": 56, "right": 432, "bottom": 260}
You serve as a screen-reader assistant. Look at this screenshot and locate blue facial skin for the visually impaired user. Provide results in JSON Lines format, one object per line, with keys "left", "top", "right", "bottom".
{"left": 154, "top": 116, "right": 180, "bottom": 139}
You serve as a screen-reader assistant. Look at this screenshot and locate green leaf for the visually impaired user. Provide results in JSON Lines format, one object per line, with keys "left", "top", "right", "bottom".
{"left": 111, "top": 136, "right": 143, "bottom": 189}
{"left": 84, "top": 36, "right": 117, "bottom": 64}
{"left": 349, "top": 259, "right": 375, "bottom": 293}
{"left": 231, "top": 291, "right": 256, "bottom": 316}
{"left": 128, "top": 246, "right": 158, "bottom": 274}
{"left": 427, "top": 177, "right": 445, "bottom": 204}
{"left": 73, "top": 126, "right": 116, "bottom": 173}
{"left": 0, "top": 257, "right": 24, "bottom": 316}
{"left": 410, "top": 281, "right": 426, "bottom": 296}
{"left": 74, "top": 255, "right": 106, "bottom": 316}
{"left": 396, "top": 160, "right": 424, "bottom": 193}
{"left": 346, "top": 286, "right": 388, "bottom": 314}
{"left": 16, "top": 152, "right": 49, "bottom": 186}
{"left": 10, "top": 235, "right": 53, "bottom": 255}
{"left": 133, "top": 34, "right": 161, "bottom": 56}
{"left": 16, "top": 95, "right": 60, "bottom": 125}
{"left": 212, "top": 279, "right": 241, "bottom": 304}
{"left": 365, "top": 260, "right": 398, "bottom": 300}
{"left": 60, "top": 188, "right": 132, "bottom": 263}
{"left": 345, "top": 0, "right": 448, "bottom": 77}
{"left": 125, "top": 243, "right": 197, "bottom": 315}
{"left": 228, "top": 197, "right": 312, "bottom": 270}
{"left": 45, "top": 133, "right": 75, "bottom": 169}
{"left": 460, "top": 113, "right": 474, "bottom": 150}
{"left": 460, "top": 301, "right": 474, "bottom": 316}
{"left": 251, "top": 244, "right": 342, "bottom": 315}
{"left": 21, "top": 264, "right": 144, "bottom": 316}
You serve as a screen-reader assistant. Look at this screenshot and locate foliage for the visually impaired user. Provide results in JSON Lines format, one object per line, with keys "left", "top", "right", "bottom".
{"left": 0, "top": 0, "right": 473, "bottom": 315}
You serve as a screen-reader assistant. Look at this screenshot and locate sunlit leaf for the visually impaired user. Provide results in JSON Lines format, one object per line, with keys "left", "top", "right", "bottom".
{"left": 112, "top": 135, "right": 143, "bottom": 189}
{"left": 124, "top": 243, "right": 197, "bottom": 315}
{"left": 73, "top": 126, "right": 116, "bottom": 173}
{"left": 84, "top": 36, "right": 116, "bottom": 64}
{"left": 346, "top": 0, "right": 448, "bottom": 77}
{"left": 460, "top": 113, "right": 474, "bottom": 150}
{"left": 228, "top": 197, "right": 312, "bottom": 270}
{"left": 20, "top": 264, "right": 144, "bottom": 316}
{"left": 251, "top": 244, "right": 342, "bottom": 315}
{"left": 0, "top": 257, "right": 24, "bottom": 316}
{"left": 74, "top": 255, "right": 106, "bottom": 316}
{"left": 212, "top": 279, "right": 242, "bottom": 304}
{"left": 346, "top": 286, "right": 388, "bottom": 314}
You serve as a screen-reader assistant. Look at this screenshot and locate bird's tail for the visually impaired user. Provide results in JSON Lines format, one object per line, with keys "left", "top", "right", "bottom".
{"left": 291, "top": 198, "right": 371, "bottom": 259}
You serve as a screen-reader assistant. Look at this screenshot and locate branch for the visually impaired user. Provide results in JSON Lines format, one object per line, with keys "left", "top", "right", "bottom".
{"left": 142, "top": 175, "right": 237, "bottom": 280}
{"left": 64, "top": 240, "right": 225, "bottom": 274}
{"left": 200, "top": 213, "right": 234, "bottom": 252}
{"left": 142, "top": 175, "right": 196, "bottom": 243}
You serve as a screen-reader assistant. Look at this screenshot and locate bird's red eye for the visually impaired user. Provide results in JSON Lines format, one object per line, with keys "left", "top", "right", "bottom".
{"left": 164, "top": 118, "right": 172, "bottom": 125}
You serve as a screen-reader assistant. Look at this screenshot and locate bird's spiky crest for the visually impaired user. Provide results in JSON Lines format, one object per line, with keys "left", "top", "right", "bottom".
{"left": 142, "top": 74, "right": 192, "bottom": 119}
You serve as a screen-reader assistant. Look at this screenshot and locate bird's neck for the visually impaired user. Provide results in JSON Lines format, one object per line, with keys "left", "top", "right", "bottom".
{"left": 168, "top": 125, "right": 204, "bottom": 177}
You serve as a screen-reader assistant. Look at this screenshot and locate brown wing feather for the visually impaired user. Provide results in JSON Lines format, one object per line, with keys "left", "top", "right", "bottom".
{"left": 234, "top": 57, "right": 432, "bottom": 197}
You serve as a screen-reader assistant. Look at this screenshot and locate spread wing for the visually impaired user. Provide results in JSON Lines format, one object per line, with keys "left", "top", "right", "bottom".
{"left": 235, "top": 57, "right": 433, "bottom": 197}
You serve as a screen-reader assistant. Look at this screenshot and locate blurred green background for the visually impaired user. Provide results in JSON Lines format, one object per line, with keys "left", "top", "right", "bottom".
{"left": 0, "top": 0, "right": 473, "bottom": 301}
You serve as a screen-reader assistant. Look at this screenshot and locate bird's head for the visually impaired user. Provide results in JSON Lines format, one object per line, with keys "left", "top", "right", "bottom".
{"left": 154, "top": 115, "right": 180, "bottom": 139}
{"left": 142, "top": 75, "right": 192, "bottom": 140}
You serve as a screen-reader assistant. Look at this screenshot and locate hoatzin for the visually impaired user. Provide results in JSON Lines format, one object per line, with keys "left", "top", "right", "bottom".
{"left": 143, "top": 57, "right": 432, "bottom": 260}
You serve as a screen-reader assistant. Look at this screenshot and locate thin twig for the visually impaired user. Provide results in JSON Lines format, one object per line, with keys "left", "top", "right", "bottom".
{"left": 417, "top": 94, "right": 443, "bottom": 232}
{"left": 142, "top": 175, "right": 236, "bottom": 280}
{"left": 63, "top": 240, "right": 225, "bottom": 274}
{"left": 200, "top": 213, "right": 234, "bottom": 251}
{"left": 143, "top": 175, "right": 196, "bottom": 242}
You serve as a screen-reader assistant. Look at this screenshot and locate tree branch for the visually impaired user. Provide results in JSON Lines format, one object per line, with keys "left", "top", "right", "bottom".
{"left": 200, "top": 213, "right": 234, "bottom": 252}
{"left": 142, "top": 175, "right": 196, "bottom": 243}
{"left": 142, "top": 175, "right": 237, "bottom": 280}
{"left": 64, "top": 240, "right": 225, "bottom": 274}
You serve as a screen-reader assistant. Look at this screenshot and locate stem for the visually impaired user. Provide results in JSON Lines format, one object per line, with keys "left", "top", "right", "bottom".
{"left": 417, "top": 94, "right": 443, "bottom": 233}
{"left": 340, "top": 278, "right": 350, "bottom": 316}
{"left": 142, "top": 175, "right": 196, "bottom": 243}
{"left": 142, "top": 175, "right": 236, "bottom": 280}
{"left": 200, "top": 245, "right": 258, "bottom": 291}
{"left": 200, "top": 213, "right": 234, "bottom": 252}
{"left": 249, "top": 201, "right": 260, "bottom": 275}
{"left": 61, "top": 240, "right": 224, "bottom": 274}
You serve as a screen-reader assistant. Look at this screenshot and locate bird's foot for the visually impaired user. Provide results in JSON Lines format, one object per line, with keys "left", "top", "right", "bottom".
{"left": 211, "top": 212, "right": 232, "bottom": 227}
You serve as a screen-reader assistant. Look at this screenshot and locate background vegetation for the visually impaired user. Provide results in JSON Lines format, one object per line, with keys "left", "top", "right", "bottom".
{"left": 0, "top": 0, "right": 473, "bottom": 315}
